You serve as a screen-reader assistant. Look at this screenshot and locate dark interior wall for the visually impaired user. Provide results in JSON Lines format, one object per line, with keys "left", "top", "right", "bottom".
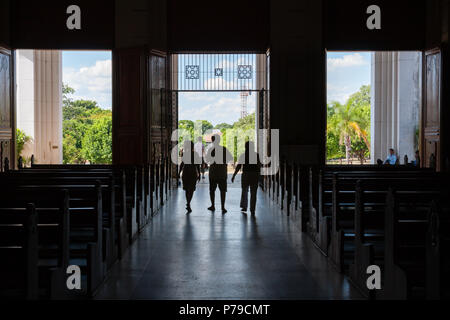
{"left": 115, "top": 0, "right": 167, "bottom": 50}
{"left": 442, "top": 0, "right": 449, "bottom": 43}
{"left": 167, "top": 0, "right": 270, "bottom": 52}
{"left": 324, "top": 0, "right": 427, "bottom": 51}
{"left": 441, "top": 0, "right": 450, "bottom": 170}
{"left": 115, "top": 0, "right": 151, "bottom": 48}
{"left": 4, "top": 0, "right": 449, "bottom": 169}
{"left": 113, "top": 48, "right": 147, "bottom": 164}
{"left": 0, "top": 0, "right": 11, "bottom": 48}
{"left": 426, "top": 0, "right": 444, "bottom": 50}
{"left": 11, "top": 0, "right": 114, "bottom": 49}
{"left": 270, "top": 0, "right": 325, "bottom": 165}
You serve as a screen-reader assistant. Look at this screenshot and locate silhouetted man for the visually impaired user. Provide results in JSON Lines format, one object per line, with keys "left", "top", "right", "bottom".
{"left": 205, "top": 134, "right": 233, "bottom": 214}
{"left": 232, "top": 141, "right": 261, "bottom": 215}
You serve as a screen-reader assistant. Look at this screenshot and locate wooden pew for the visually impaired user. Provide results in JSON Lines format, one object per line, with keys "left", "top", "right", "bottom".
{"left": 20, "top": 166, "right": 135, "bottom": 245}
{"left": 426, "top": 200, "right": 450, "bottom": 299}
{"left": 150, "top": 163, "right": 158, "bottom": 215}
{"left": 348, "top": 181, "right": 446, "bottom": 298}
{"left": 27, "top": 164, "right": 141, "bottom": 242}
{"left": 380, "top": 187, "right": 449, "bottom": 299}
{"left": 3, "top": 171, "right": 124, "bottom": 264}
{"left": 307, "top": 167, "right": 323, "bottom": 249}
{"left": 328, "top": 172, "right": 444, "bottom": 272}
{"left": 0, "top": 204, "right": 38, "bottom": 299}
{"left": 310, "top": 169, "right": 440, "bottom": 265}
{"left": 0, "top": 179, "right": 105, "bottom": 296}
{"left": 262, "top": 161, "right": 303, "bottom": 226}
{"left": 0, "top": 189, "right": 70, "bottom": 299}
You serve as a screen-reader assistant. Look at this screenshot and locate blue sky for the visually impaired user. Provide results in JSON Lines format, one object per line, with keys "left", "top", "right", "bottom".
{"left": 61, "top": 51, "right": 371, "bottom": 120}
{"left": 179, "top": 52, "right": 371, "bottom": 126}
{"left": 62, "top": 51, "right": 112, "bottom": 109}
{"left": 179, "top": 92, "right": 256, "bottom": 127}
{"left": 327, "top": 52, "right": 371, "bottom": 103}
{"left": 178, "top": 54, "right": 257, "bottom": 126}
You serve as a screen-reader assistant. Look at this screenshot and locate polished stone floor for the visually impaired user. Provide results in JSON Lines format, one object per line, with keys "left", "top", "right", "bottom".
{"left": 95, "top": 174, "right": 362, "bottom": 300}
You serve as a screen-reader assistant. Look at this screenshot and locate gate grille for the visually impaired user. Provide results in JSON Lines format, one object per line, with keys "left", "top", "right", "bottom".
{"left": 172, "top": 53, "right": 264, "bottom": 91}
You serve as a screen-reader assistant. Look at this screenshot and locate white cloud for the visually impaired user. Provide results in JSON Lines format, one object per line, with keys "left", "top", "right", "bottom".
{"left": 179, "top": 92, "right": 256, "bottom": 126}
{"left": 183, "top": 94, "right": 217, "bottom": 102}
{"left": 214, "top": 57, "right": 247, "bottom": 71}
{"left": 63, "top": 59, "right": 112, "bottom": 109}
{"left": 203, "top": 78, "right": 235, "bottom": 91}
{"left": 215, "top": 59, "right": 235, "bottom": 70}
{"left": 327, "top": 53, "right": 368, "bottom": 71}
{"left": 327, "top": 82, "right": 370, "bottom": 104}
{"left": 327, "top": 83, "right": 353, "bottom": 104}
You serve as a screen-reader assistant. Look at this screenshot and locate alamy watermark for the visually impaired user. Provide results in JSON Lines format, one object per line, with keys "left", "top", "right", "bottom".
{"left": 171, "top": 126, "right": 280, "bottom": 176}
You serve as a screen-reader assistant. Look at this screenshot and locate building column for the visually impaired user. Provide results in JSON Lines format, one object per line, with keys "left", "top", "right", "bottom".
{"left": 16, "top": 50, "right": 62, "bottom": 164}
{"left": 371, "top": 52, "right": 421, "bottom": 163}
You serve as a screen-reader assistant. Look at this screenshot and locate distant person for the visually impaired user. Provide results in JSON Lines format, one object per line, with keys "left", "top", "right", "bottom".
{"left": 178, "top": 140, "right": 201, "bottom": 213}
{"left": 384, "top": 148, "right": 397, "bottom": 165}
{"left": 231, "top": 141, "right": 261, "bottom": 215}
{"left": 377, "top": 148, "right": 397, "bottom": 165}
{"left": 205, "top": 134, "right": 233, "bottom": 214}
{"left": 194, "top": 137, "right": 206, "bottom": 179}
{"left": 412, "top": 150, "right": 420, "bottom": 167}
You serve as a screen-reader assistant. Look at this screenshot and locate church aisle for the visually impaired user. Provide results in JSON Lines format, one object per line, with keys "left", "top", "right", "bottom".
{"left": 95, "top": 178, "right": 362, "bottom": 300}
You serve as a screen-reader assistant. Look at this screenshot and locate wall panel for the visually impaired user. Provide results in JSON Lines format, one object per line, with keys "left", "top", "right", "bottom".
{"left": 12, "top": 0, "right": 114, "bottom": 49}
{"left": 167, "top": 0, "right": 270, "bottom": 51}
{"left": 0, "top": 48, "right": 14, "bottom": 171}
{"left": 325, "top": 0, "right": 426, "bottom": 51}
{"left": 0, "top": 0, "right": 11, "bottom": 48}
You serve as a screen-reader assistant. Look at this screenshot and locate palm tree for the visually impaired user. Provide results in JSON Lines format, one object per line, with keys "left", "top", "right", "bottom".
{"left": 328, "top": 100, "right": 370, "bottom": 163}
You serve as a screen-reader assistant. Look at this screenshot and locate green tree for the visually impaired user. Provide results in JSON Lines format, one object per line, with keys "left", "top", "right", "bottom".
{"left": 179, "top": 120, "right": 194, "bottom": 131}
{"left": 195, "top": 120, "right": 214, "bottom": 135}
{"left": 222, "top": 113, "right": 256, "bottom": 161}
{"left": 326, "top": 131, "right": 344, "bottom": 160}
{"left": 348, "top": 85, "right": 371, "bottom": 108}
{"left": 215, "top": 123, "right": 233, "bottom": 131}
{"left": 178, "top": 113, "right": 256, "bottom": 162}
{"left": 178, "top": 120, "right": 194, "bottom": 145}
{"left": 63, "top": 99, "right": 101, "bottom": 121}
{"left": 81, "top": 116, "right": 113, "bottom": 164}
{"left": 63, "top": 83, "right": 75, "bottom": 108}
{"left": 327, "top": 85, "right": 371, "bottom": 163}
{"left": 63, "top": 134, "right": 83, "bottom": 164}
{"left": 62, "top": 85, "right": 112, "bottom": 164}
{"left": 16, "top": 129, "right": 32, "bottom": 157}
{"left": 233, "top": 113, "right": 255, "bottom": 130}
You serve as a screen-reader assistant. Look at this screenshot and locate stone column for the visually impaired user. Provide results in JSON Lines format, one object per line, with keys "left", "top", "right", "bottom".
{"left": 397, "top": 52, "right": 422, "bottom": 162}
{"left": 16, "top": 50, "right": 62, "bottom": 164}
{"left": 256, "top": 53, "right": 268, "bottom": 148}
{"left": 371, "top": 52, "right": 421, "bottom": 164}
{"left": 16, "top": 50, "right": 36, "bottom": 160}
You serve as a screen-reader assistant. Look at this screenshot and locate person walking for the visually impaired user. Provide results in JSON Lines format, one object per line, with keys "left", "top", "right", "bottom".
{"left": 194, "top": 136, "right": 206, "bottom": 179}
{"left": 205, "top": 134, "right": 233, "bottom": 214}
{"left": 231, "top": 141, "right": 261, "bottom": 215}
{"left": 178, "top": 140, "right": 201, "bottom": 213}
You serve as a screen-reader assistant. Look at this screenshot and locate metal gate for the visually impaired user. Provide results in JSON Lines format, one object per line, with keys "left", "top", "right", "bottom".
{"left": 171, "top": 53, "right": 267, "bottom": 92}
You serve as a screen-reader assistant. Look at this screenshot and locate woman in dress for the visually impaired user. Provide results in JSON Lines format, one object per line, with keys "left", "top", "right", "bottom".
{"left": 179, "top": 140, "right": 201, "bottom": 213}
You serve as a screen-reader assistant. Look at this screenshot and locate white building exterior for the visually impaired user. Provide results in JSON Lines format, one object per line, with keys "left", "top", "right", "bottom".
{"left": 16, "top": 50, "right": 63, "bottom": 164}
{"left": 371, "top": 51, "right": 422, "bottom": 164}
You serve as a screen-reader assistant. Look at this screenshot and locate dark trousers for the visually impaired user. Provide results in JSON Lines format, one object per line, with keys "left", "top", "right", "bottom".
{"left": 240, "top": 172, "right": 259, "bottom": 212}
